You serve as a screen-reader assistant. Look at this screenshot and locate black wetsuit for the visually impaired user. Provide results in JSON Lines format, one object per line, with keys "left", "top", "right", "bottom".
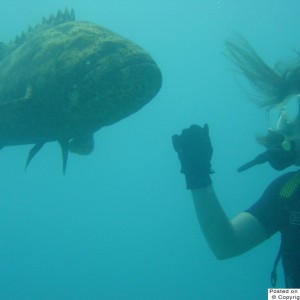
{"left": 246, "top": 170, "right": 300, "bottom": 288}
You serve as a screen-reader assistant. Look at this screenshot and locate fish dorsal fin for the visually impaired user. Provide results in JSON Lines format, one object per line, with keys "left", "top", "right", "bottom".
{"left": 6, "top": 8, "right": 76, "bottom": 56}
{"left": 40, "top": 8, "right": 75, "bottom": 27}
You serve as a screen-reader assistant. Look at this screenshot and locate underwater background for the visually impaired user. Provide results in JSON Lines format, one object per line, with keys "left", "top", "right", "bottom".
{"left": 1, "top": 1, "right": 299, "bottom": 299}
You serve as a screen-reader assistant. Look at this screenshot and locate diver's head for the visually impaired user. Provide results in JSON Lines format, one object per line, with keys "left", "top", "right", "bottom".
{"left": 226, "top": 36, "right": 300, "bottom": 172}
{"left": 258, "top": 94, "right": 300, "bottom": 170}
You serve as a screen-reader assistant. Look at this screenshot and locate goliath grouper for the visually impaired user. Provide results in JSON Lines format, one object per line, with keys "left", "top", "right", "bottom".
{"left": 0, "top": 9, "right": 162, "bottom": 173}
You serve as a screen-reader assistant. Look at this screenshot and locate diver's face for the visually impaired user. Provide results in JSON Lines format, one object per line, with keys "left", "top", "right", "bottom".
{"left": 267, "top": 95, "right": 300, "bottom": 131}
{"left": 265, "top": 96, "right": 300, "bottom": 168}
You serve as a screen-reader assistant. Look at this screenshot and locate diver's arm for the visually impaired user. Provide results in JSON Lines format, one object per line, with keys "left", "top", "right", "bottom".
{"left": 191, "top": 185, "right": 268, "bottom": 260}
{"left": 172, "top": 125, "right": 268, "bottom": 259}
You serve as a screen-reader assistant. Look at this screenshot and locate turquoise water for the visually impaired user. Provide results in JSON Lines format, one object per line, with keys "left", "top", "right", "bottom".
{"left": 1, "top": 1, "right": 299, "bottom": 299}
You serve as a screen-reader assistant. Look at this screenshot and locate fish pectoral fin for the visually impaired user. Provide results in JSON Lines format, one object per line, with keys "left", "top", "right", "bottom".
{"left": 58, "top": 140, "right": 69, "bottom": 175}
{"left": 25, "top": 142, "right": 45, "bottom": 170}
{"left": 68, "top": 134, "right": 94, "bottom": 155}
{"left": 0, "top": 86, "right": 33, "bottom": 107}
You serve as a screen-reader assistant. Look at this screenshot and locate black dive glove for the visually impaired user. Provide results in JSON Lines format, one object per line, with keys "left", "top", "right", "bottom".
{"left": 172, "top": 124, "right": 214, "bottom": 189}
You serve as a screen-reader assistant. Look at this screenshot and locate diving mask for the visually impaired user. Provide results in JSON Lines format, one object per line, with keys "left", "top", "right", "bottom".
{"left": 267, "top": 94, "right": 300, "bottom": 131}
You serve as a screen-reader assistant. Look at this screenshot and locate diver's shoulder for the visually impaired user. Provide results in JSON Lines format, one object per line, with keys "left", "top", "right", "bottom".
{"left": 272, "top": 169, "right": 300, "bottom": 185}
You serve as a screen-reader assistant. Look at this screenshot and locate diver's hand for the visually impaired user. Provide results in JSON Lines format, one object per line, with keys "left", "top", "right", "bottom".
{"left": 172, "top": 124, "right": 213, "bottom": 189}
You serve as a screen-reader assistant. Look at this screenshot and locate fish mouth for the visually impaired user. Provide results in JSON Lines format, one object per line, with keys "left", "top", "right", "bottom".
{"left": 70, "top": 55, "right": 162, "bottom": 130}
{"left": 101, "top": 60, "right": 162, "bottom": 124}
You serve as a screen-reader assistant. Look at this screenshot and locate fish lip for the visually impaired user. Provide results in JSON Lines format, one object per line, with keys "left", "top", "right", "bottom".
{"left": 73, "top": 53, "right": 157, "bottom": 87}
{"left": 96, "top": 54, "right": 159, "bottom": 76}
{"left": 98, "top": 58, "right": 162, "bottom": 93}
{"left": 79, "top": 55, "right": 162, "bottom": 91}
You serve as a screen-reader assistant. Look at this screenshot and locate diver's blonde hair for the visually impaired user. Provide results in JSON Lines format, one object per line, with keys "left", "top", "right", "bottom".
{"left": 225, "top": 36, "right": 300, "bottom": 107}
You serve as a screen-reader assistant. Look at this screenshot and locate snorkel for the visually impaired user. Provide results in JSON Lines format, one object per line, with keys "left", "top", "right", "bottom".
{"left": 237, "top": 131, "right": 297, "bottom": 172}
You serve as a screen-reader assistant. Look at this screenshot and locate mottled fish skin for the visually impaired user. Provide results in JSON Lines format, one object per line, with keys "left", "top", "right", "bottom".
{"left": 0, "top": 9, "right": 162, "bottom": 172}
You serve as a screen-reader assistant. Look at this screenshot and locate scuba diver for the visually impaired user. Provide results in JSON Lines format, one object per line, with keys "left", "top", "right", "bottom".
{"left": 172, "top": 37, "right": 300, "bottom": 288}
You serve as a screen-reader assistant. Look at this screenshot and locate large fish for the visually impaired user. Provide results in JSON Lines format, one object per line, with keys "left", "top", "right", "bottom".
{"left": 0, "top": 9, "right": 162, "bottom": 172}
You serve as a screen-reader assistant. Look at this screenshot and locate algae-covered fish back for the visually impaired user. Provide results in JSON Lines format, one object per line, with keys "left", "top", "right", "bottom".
{"left": 0, "top": 9, "right": 162, "bottom": 172}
